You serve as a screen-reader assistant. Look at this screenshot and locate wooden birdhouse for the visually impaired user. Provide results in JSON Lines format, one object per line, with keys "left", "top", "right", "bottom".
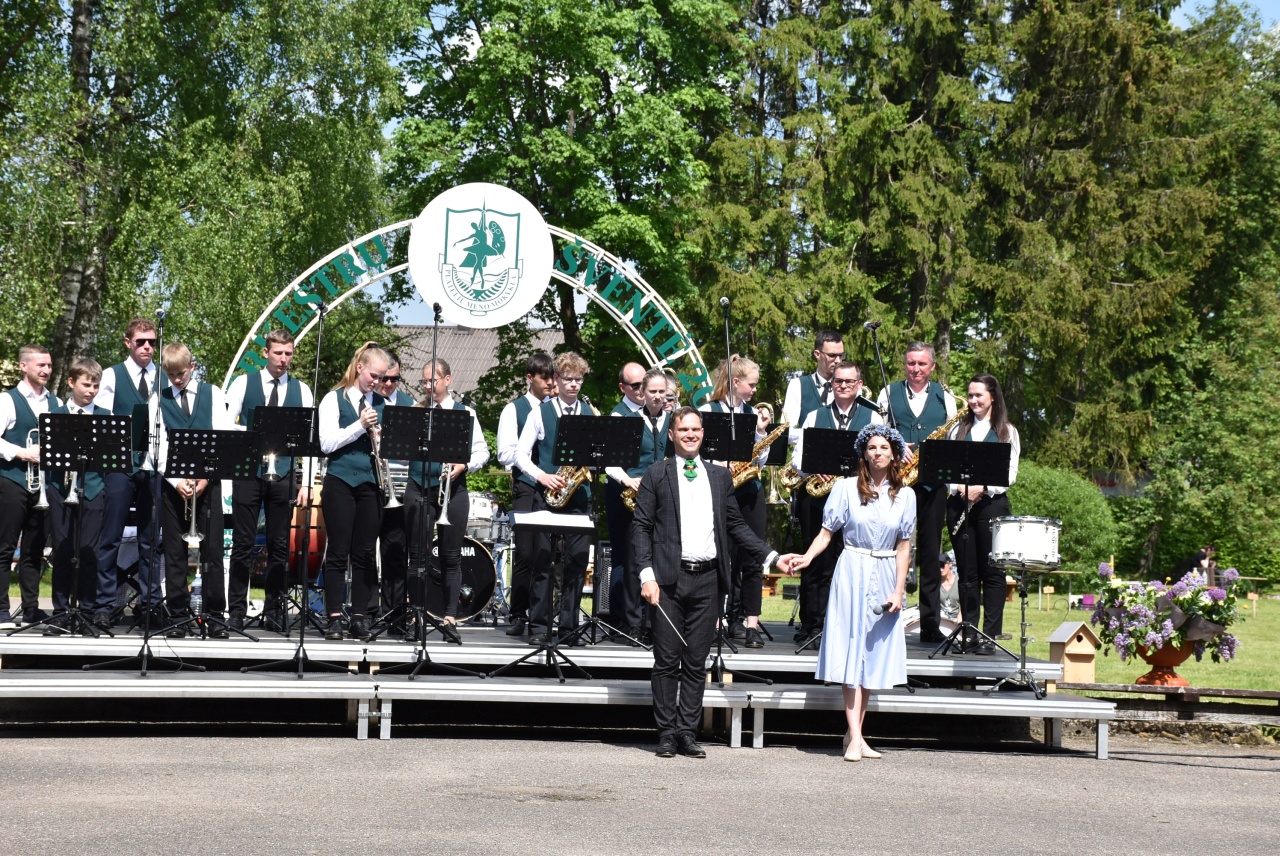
{"left": 1047, "top": 621, "right": 1102, "bottom": 687}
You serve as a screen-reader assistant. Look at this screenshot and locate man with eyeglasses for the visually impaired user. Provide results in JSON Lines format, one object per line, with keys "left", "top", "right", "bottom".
{"left": 872, "top": 341, "right": 957, "bottom": 644}
{"left": 789, "top": 361, "right": 873, "bottom": 644}
{"left": 782, "top": 329, "right": 845, "bottom": 443}
{"left": 602, "top": 362, "right": 647, "bottom": 637}
{"left": 496, "top": 352, "right": 555, "bottom": 636}
{"left": 514, "top": 351, "right": 598, "bottom": 646}
{"left": 224, "top": 328, "right": 315, "bottom": 632}
{"left": 92, "top": 318, "right": 163, "bottom": 628}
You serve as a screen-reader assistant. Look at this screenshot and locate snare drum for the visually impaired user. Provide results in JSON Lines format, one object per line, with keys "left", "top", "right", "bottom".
{"left": 424, "top": 536, "right": 497, "bottom": 621}
{"left": 466, "top": 491, "right": 497, "bottom": 541}
{"left": 989, "top": 516, "right": 1062, "bottom": 570}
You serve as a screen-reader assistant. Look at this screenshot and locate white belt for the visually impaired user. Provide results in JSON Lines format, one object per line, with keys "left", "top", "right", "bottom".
{"left": 846, "top": 546, "right": 896, "bottom": 558}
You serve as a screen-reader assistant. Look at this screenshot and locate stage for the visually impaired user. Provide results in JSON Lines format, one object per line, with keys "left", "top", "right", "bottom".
{"left": 0, "top": 620, "right": 1114, "bottom": 756}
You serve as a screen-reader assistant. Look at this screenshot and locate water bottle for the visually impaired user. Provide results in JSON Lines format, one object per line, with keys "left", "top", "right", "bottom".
{"left": 190, "top": 573, "right": 203, "bottom": 617}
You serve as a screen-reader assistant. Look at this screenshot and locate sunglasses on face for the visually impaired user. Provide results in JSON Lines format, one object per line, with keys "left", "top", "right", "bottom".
{"left": 622, "top": 381, "right": 642, "bottom": 390}
{"left": 133, "top": 338, "right": 157, "bottom": 347}
{"left": 380, "top": 375, "right": 401, "bottom": 383}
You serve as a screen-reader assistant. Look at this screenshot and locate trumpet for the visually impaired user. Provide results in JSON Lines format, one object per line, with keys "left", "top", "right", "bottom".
{"left": 263, "top": 452, "right": 282, "bottom": 482}
{"left": 27, "top": 429, "right": 50, "bottom": 510}
{"left": 182, "top": 488, "right": 202, "bottom": 545}
{"left": 437, "top": 461, "right": 455, "bottom": 524}
{"left": 64, "top": 471, "right": 81, "bottom": 505}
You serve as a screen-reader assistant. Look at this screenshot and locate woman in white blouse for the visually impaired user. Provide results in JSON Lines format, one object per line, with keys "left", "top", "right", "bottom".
{"left": 945, "top": 373, "right": 1020, "bottom": 654}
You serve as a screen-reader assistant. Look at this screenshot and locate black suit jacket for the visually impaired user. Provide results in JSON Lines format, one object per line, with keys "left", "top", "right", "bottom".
{"left": 631, "top": 456, "right": 773, "bottom": 594}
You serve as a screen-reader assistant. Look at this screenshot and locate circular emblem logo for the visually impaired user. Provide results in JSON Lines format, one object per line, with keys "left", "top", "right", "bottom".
{"left": 407, "top": 183, "right": 553, "bottom": 328}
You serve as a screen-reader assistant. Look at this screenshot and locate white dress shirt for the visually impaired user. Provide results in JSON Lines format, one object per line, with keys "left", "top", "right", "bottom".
{"left": 0, "top": 380, "right": 53, "bottom": 461}
{"left": 605, "top": 408, "right": 668, "bottom": 485}
{"left": 159, "top": 379, "right": 233, "bottom": 485}
{"left": 946, "top": 418, "right": 1020, "bottom": 496}
{"left": 496, "top": 391, "right": 545, "bottom": 470}
{"left": 638, "top": 456, "right": 715, "bottom": 584}
{"left": 514, "top": 395, "right": 583, "bottom": 481}
{"left": 225, "top": 369, "right": 316, "bottom": 483}
{"left": 871, "top": 380, "right": 957, "bottom": 426}
{"left": 782, "top": 372, "right": 830, "bottom": 444}
{"left": 790, "top": 403, "right": 858, "bottom": 473}
{"left": 93, "top": 356, "right": 157, "bottom": 414}
{"left": 319, "top": 386, "right": 377, "bottom": 455}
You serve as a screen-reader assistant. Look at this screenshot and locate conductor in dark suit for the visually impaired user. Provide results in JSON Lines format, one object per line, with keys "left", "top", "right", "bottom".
{"left": 632, "top": 407, "right": 795, "bottom": 758}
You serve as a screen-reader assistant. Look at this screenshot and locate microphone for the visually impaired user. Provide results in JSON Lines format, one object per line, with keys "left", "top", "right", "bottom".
{"left": 863, "top": 320, "right": 881, "bottom": 332}
{"left": 155, "top": 309, "right": 166, "bottom": 320}
{"left": 720, "top": 297, "right": 730, "bottom": 309}
{"left": 433, "top": 302, "right": 443, "bottom": 314}
{"left": 853, "top": 395, "right": 884, "bottom": 415}
{"left": 872, "top": 600, "right": 894, "bottom": 615}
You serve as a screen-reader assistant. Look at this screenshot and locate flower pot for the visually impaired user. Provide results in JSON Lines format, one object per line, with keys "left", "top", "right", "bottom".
{"left": 1134, "top": 642, "right": 1195, "bottom": 686}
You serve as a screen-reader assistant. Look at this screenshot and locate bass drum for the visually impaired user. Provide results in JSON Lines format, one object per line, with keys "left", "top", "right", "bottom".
{"left": 288, "top": 487, "right": 327, "bottom": 580}
{"left": 424, "top": 536, "right": 497, "bottom": 622}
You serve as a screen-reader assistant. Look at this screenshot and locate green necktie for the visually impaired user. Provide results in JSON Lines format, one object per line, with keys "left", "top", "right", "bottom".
{"left": 683, "top": 459, "right": 697, "bottom": 481}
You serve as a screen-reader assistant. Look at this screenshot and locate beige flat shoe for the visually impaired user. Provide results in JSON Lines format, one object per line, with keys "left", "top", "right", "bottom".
{"left": 860, "top": 742, "right": 882, "bottom": 760}
{"left": 844, "top": 745, "right": 862, "bottom": 762}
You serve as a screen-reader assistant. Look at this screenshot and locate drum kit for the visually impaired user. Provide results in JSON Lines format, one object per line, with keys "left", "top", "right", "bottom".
{"left": 985, "top": 515, "right": 1062, "bottom": 698}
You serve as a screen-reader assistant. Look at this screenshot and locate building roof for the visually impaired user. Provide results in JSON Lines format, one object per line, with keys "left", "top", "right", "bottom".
{"left": 391, "top": 324, "right": 564, "bottom": 399}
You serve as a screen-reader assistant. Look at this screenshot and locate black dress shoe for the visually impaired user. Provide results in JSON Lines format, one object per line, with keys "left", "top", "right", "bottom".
{"left": 528, "top": 633, "right": 547, "bottom": 646}
{"left": 349, "top": 616, "right": 371, "bottom": 641}
{"left": 974, "top": 642, "right": 996, "bottom": 655}
{"left": 655, "top": 734, "right": 678, "bottom": 758}
{"left": 208, "top": 624, "right": 229, "bottom": 639}
{"left": 793, "top": 627, "right": 812, "bottom": 644}
{"left": 324, "top": 617, "right": 344, "bottom": 641}
{"left": 441, "top": 622, "right": 462, "bottom": 645}
{"left": 42, "top": 614, "right": 70, "bottom": 636}
{"left": 165, "top": 621, "right": 188, "bottom": 639}
{"left": 676, "top": 732, "right": 706, "bottom": 758}
{"left": 93, "top": 611, "right": 113, "bottom": 632}
{"left": 744, "top": 627, "right": 764, "bottom": 649}
{"left": 23, "top": 608, "right": 50, "bottom": 625}
{"left": 568, "top": 634, "right": 588, "bottom": 647}
{"left": 228, "top": 614, "right": 245, "bottom": 632}
{"left": 505, "top": 618, "right": 527, "bottom": 636}
{"left": 919, "top": 629, "right": 947, "bottom": 644}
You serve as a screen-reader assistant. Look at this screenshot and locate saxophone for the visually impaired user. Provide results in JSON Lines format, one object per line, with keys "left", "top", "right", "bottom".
{"left": 544, "top": 395, "right": 598, "bottom": 508}
{"left": 730, "top": 417, "right": 791, "bottom": 489}
{"left": 897, "top": 384, "right": 969, "bottom": 487}
{"left": 779, "top": 464, "right": 805, "bottom": 491}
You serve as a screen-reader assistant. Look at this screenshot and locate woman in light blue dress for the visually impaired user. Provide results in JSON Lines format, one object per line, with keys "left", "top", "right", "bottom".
{"left": 793, "top": 424, "right": 915, "bottom": 762}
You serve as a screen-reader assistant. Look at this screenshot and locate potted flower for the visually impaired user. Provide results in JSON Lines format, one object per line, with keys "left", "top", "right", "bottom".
{"left": 1089, "top": 563, "right": 1243, "bottom": 686}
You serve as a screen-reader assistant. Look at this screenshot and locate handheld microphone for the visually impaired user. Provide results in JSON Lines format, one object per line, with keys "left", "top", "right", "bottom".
{"left": 872, "top": 600, "right": 894, "bottom": 615}
{"left": 863, "top": 320, "right": 881, "bottom": 332}
{"left": 854, "top": 395, "right": 884, "bottom": 415}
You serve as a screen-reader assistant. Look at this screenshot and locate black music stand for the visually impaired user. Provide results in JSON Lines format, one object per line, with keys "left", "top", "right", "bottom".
{"left": 375, "top": 405, "right": 483, "bottom": 679}
{"left": 789, "top": 428, "right": 862, "bottom": 653}
{"left": 249, "top": 404, "right": 325, "bottom": 635}
{"left": 919, "top": 439, "right": 1014, "bottom": 659}
{"left": 489, "top": 511, "right": 597, "bottom": 682}
{"left": 164, "top": 428, "right": 261, "bottom": 641}
{"left": 699, "top": 412, "right": 756, "bottom": 463}
{"left": 9, "top": 414, "right": 130, "bottom": 638}
{"left": 551, "top": 413, "right": 645, "bottom": 648}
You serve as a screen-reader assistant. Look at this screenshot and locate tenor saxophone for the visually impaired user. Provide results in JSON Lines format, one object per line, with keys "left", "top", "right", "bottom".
{"left": 730, "top": 418, "right": 790, "bottom": 490}
{"left": 543, "top": 395, "right": 598, "bottom": 508}
{"left": 897, "top": 384, "right": 969, "bottom": 487}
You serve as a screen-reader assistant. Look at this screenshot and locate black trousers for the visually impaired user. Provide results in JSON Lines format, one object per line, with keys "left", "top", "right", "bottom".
{"left": 728, "top": 484, "right": 764, "bottom": 618}
{"left": 797, "top": 490, "right": 842, "bottom": 633}
{"left": 948, "top": 492, "right": 1011, "bottom": 639}
{"left": 0, "top": 476, "right": 47, "bottom": 618}
{"left": 507, "top": 479, "right": 538, "bottom": 620}
{"left": 650, "top": 568, "right": 719, "bottom": 737}
{"left": 97, "top": 469, "right": 156, "bottom": 611}
{"left": 378, "top": 503, "right": 407, "bottom": 615}
{"left": 47, "top": 485, "right": 104, "bottom": 613}
{"left": 320, "top": 476, "right": 381, "bottom": 616}
{"left": 604, "top": 478, "right": 642, "bottom": 630}
{"left": 228, "top": 475, "right": 295, "bottom": 617}
{"left": 404, "top": 478, "right": 468, "bottom": 615}
{"left": 161, "top": 480, "right": 225, "bottom": 616}
{"left": 528, "top": 491, "right": 591, "bottom": 636}
{"left": 913, "top": 483, "right": 947, "bottom": 636}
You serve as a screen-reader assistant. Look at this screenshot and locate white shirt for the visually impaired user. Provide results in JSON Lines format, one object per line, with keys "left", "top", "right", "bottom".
{"left": 158, "top": 379, "right": 233, "bottom": 485}
{"left": 606, "top": 407, "right": 668, "bottom": 484}
{"left": 0, "top": 380, "right": 53, "bottom": 461}
{"left": 871, "top": 380, "right": 958, "bottom": 427}
{"left": 638, "top": 456, "right": 714, "bottom": 584}
{"left": 425, "top": 398, "right": 491, "bottom": 472}
{"left": 782, "top": 372, "right": 831, "bottom": 444}
{"left": 497, "top": 391, "right": 545, "bottom": 470}
{"left": 224, "top": 369, "right": 317, "bottom": 483}
{"left": 514, "top": 395, "right": 584, "bottom": 480}
{"left": 319, "top": 386, "right": 378, "bottom": 455}
{"left": 946, "top": 418, "right": 1021, "bottom": 496}
{"left": 790, "top": 403, "right": 858, "bottom": 474}
{"left": 93, "top": 356, "right": 157, "bottom": 413}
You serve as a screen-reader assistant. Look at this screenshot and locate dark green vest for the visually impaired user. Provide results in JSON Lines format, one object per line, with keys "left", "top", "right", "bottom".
{"left": 626, "top": 409, "right": 670, "bottom": 478}
{"left": 110, "top": 362, "right": 153, "bottom": 471}
{"left": 708, "top": 399, "right": 760, "bottom": 496}
{"left": 46, "top": 400, "right": 105, "bottom": 500}
{"left": 160, "top": 383, "right": 214, "bottom": 431}
{"left": 1, "top": 388, "right": 42, "bottom": 488}
{"left": 512, "top": 395, "right": 537, "bottom": 487}
{"left": 535, "top": 398, "right": 590, "bottom": 503}
{"left": 408, "top": 399, "right": 471, "bottom": 491}
{"left": 240, "top": 373, "right": 305, "bottom": 478}
{"left": 797, "top": 373, "right": 828, "bottom": 426}
{"left": 815, "top": 402, "right": 872, "bottom": 434}
{"left": 887, "top": 381, "right": 948, "bottom": 447}
{"left": 325, "top": 389, "right": 384, "bottom": 488}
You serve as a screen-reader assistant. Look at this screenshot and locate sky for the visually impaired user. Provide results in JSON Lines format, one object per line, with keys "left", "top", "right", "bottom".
{"left": 373, "top": 1, "right": 1280, "bottom": 328}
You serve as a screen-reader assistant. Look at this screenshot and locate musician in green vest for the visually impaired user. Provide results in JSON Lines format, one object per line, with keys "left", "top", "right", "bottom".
{"left": 157, "top": 343, "right": 233, "bottom": 637}
{"left": 93, "top": 318, "right": 161, "bottom": 628}
{"left": 514, "top": 351, "right": 597, "bottom": 646}
{"left": 789, "top": 361, "right": 873, "bottom": 645}
{"left": 945, "top": 374, "right": 1021, "bottom": 654}
{"left": 403, "top": 358, "right": 490, "bottom": 644}
{"left": 601, "top": 361, "right": 646, "bottom": 634}
{"left": 604, "top": 366, "right": 673, "bottom": 645}
{"left": 872, "top": 341, "right": 957, "bottom": 645}
{"left": 372, "top": 349, "right": 412, "bottom": 625}
{"left": 494, "top": 353, "right": 555, "bottom": 636}
{"left": 0, "top": 344, "right": 57, "bottom": 628}
{"left": 317, "top": 342, "right": 390, "bottom": 641}
{"left": 42, "top": 358, "right": 107, "bottom": 634}
{"left": 782, "top": 329, "right": 845, "bottom": 444}
{"left": 223, "top": 328, "right": 314, "bottom": 632}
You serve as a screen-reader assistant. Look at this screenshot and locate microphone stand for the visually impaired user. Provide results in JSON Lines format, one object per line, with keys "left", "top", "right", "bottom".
{"left": 245, "top": 300, "right": 351, "bottom": 678}
{"left": 88, "top": 309, "right": 200, "bottom": 675}
{"left": 866, "top": 323, "right": 896, "bottom": 429}
{"left": 720, "top": 297, "right": 735, "bottom": 446}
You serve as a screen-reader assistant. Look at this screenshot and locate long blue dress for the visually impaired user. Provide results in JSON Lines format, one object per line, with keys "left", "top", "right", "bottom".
{"left": 814, "top": 478, "right": 916, "bottom": 689}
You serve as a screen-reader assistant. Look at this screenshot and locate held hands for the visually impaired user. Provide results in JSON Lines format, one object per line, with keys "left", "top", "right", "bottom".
{"left": 776, "top": 553, "right": 804, "bottom": 575}
{"left": 641, "top": 580, "right": 660, "bottom": 605}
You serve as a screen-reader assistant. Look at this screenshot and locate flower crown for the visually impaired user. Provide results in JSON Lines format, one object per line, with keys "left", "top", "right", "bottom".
{"left": 853, "top": 423, "right": 907, "bottom": 461}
